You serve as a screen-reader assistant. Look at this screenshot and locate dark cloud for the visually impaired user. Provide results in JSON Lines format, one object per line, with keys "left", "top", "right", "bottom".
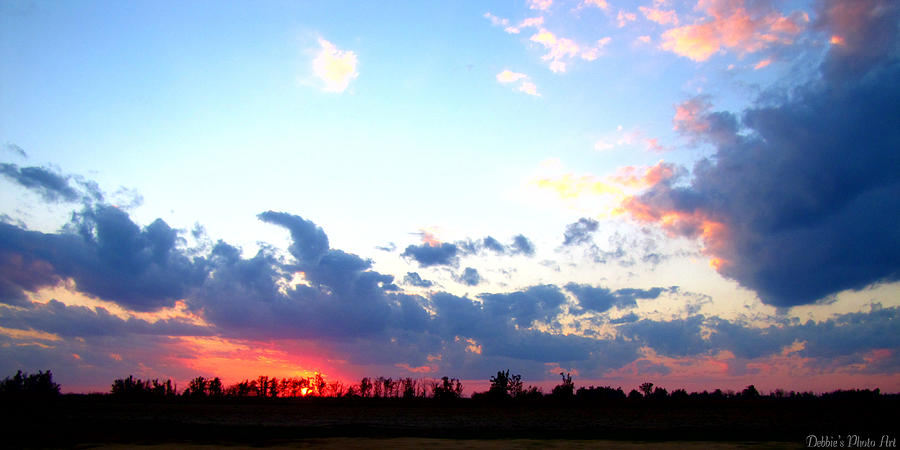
{"left": 482, "top": 236, "right": 505, "bottom": 254}
{"left": 565, "top": 283, "right": 667, "bottom": 313}
{"left": 480, "top": 284, "right": 567, "bottom": 327}
{"left": 257, "top": 211, "right": 329, "bottom": 265}
{"left": 510, "top": 234, "right": 535, "bottom": 256}
{"left": 0, "top": 205, "right": 208, "bottom": 311}
{"left": 456, "top": 267, "right": 481, "bottom": 286}
{"left": 619, "top": 306, "right": 900, "bottom": 371}
{"left": 0, "top": 163, "right": 82, "bottom": 203}
{"left": 375, "top": 242, "right": 396, "bottom": 252}
{"left": 403, "top": 271, "right": 433, "bottom": 288}
{"left": 627, "top": 1, "right": 900, "bottom": 307}
{"left": 621, "top": 315, "right": 710, "bottom": 358}
{"left": 562, "top": 218, "right": 599, "bottom": 246}
{"left": 401, "top": 242, "right": 459, "bottom": 267}
{"left": 609, "top": 312, "right": 640, "bottom": 324}
{"left": 456, "top": 235, "right": 536, "bottom": 257}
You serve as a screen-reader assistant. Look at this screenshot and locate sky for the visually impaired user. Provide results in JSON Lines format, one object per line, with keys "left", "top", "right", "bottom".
{"left": 1, "top": 0, "right": 898, "bottom": 394}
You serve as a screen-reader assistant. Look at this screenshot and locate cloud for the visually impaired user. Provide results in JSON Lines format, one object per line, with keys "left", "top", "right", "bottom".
{"left": 403, "top": 272, "right": 433, "bottom": 288}
{"left": 483, "top": 12, "right": 509, "bottom": 28}
{"left": 0, "top": 206, "right": 208, "bottom": 312}
{"left": 594, "top": 126, "right": 666, "bottom": 153}
{"left": 496, "top": 70, "right": 541, "bottom": 96}
{"left": 581, "top": 0, "right": 609, "bottom": 11}
{"left": 753, "top": 58, "right": 772, "bottom": 69}
{"left": 496, "top": 70, "right": 527, "bottom": 83}
{"left": 617, "top": 10, "right": 636, "bottom": 28}
{"left": 4, "top": 143, "right": 27, "bottom": 158}
{"left": 518, "top": 81, "right": 541, "bottom": 97}
{"left": 480, "top": 284, "right": 567, "bottom": 327}
{"left": 660, "top": 0, "right": 808, "bottom": 61}
{"left": 0, "top": 163, "right": 97, "bottom": 203}
{"left": 0, "top": 299, "right": 210, "bottom": 339}
{"left": 456, "top": 267, "right": 481, "bottom": 286}
{"left": 511, "top": 234, "right": 536, "bottom": 256}
{"left": 621, "top": 1, "right": 900, "bottom": 306}
{"left": 528, "top": 0, "right": 552, "bottom": 11}
{"left": 562, "top": 218, "right": 599, "bottom": 246}
{"left": 529, "top": 29, "right": 604, "bottom": 73}
{"left": 312, "top": 38, "right": 358, "bottom": 93}
{"left": 401, "top": 242, "right": 459, "bottom": 267}
{"left": 639, "top": 6, "right": 678, "bottom": 26}
{"left": 566, "top": 283, "right": 667, "bottom": 313}
{"left": 503, "top": 16, "right": 544, "bottom": 34}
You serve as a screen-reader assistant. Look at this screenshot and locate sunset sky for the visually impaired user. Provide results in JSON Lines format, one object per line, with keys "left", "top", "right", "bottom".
{"left": 1, "top": 0, "right": 898, "bottom": 394}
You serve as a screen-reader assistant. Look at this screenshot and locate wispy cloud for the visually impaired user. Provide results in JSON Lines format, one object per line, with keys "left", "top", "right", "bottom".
{"left": 312, "top": 38, "right": 358, "bottom": 93}
{"left": 529, "top": 29, "right": 609, "bottom": 73}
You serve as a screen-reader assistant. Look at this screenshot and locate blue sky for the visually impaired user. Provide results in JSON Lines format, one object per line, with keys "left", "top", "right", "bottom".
{"left": 1, "top": 0, "right": 898, "bottom": 394}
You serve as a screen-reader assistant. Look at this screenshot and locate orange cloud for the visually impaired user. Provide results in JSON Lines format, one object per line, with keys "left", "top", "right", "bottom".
{"left": 660, "top": 0, "right": 808, "bottom": 61}
{"left": 754, "top": 58, "right": 772, "bottom": 70}
{"left": 395, "top": 363, "right": 435, "bottom": 373}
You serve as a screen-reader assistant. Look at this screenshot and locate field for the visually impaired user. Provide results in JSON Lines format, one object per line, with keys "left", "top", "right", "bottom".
{"left": 5, "top": 396, "right": 896, "bottom": 448}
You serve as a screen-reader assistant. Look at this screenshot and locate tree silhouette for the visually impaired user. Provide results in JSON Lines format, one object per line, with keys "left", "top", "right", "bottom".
{"left": 432, "top": 376, "right": 463, "bottom": 400}
{"left": 639, "top": 382, "right": 654, "bottom": 398}
{"left": 551, "top": 372, "right": 574, "bottom": 400}
{"left": 359, "top": 377, "right": 372, "bottom": 398}
{"left": 1, "top": 370, "right": 60, "bottom": 398}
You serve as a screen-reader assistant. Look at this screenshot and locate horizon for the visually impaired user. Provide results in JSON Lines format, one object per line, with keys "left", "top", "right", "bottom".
{"left": 2, "top": 0, "right": 899, "bottom": 395}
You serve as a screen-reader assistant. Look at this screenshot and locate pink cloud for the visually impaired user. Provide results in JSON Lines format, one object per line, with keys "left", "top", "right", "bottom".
{"left": 640, "top": 6, "right": 679, "bottom": 26}
{"left": 660, "top": 0, "right": 808, "bottom": 61}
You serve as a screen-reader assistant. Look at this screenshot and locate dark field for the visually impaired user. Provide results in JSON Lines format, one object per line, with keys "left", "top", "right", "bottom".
{"left": 5, "top": 396, "right": 897, "bottom": 448}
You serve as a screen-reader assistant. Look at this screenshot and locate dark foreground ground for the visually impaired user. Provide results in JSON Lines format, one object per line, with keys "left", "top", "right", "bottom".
{"left": 4, "top": 396, "right": 897, "bottom": 448}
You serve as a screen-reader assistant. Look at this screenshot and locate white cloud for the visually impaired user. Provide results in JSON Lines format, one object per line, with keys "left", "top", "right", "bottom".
{"left": 484, "top": 12, "right": 509, "bottom": 27}
{"left": 518, "top": 81, "right": 541, "bottom": 97}
{"left": 496, "top": 70, "right": 540, "bottom": 96}
{"left": 312, "top": 38, "right": 358, "bottom": 93}
{"left": 496, "top": 70, "right": 528, "bottom": 83}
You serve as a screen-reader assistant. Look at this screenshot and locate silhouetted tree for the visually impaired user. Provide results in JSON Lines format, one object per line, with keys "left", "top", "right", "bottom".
{"left": 651, "top": 386, "right": 668, "bottom": 400}
{"left": 359, "top": 377, "right": 372, "bottom": 398}
{"left": 401, "top": 377, "right": 416, "bottom": 399}
{"left": 487, "top": 369, "right": 523, "bottom": 400}
{"left": 741, "top": 384, "right": 759, "bottom": 399}
{"left": 639, "top": 382, "right": 654, "bottom": 398}
{"left": 1, "top": 370, "right": 60, "bottom": 398}
{"left": 432, "top": 376, "right": 463, "bottom": 400}
{"left": 628, "top": 389, "right": 642, "bottom": 400}
{"left": 185, "top": 376, "right": 209, "bottom": 397}
{"left": 208, "top": 377, "right": 223, "bottom": 397}
{"left": 577, "top": 386, "right": 626, "bottom": 402}
{"left": 550, "top": 372, "right": 575, "bottom": 400}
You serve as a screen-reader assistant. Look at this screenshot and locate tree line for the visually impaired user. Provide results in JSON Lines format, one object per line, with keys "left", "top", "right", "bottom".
{"left": 1, "top": 368, "right": 890, "bottom": 403}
